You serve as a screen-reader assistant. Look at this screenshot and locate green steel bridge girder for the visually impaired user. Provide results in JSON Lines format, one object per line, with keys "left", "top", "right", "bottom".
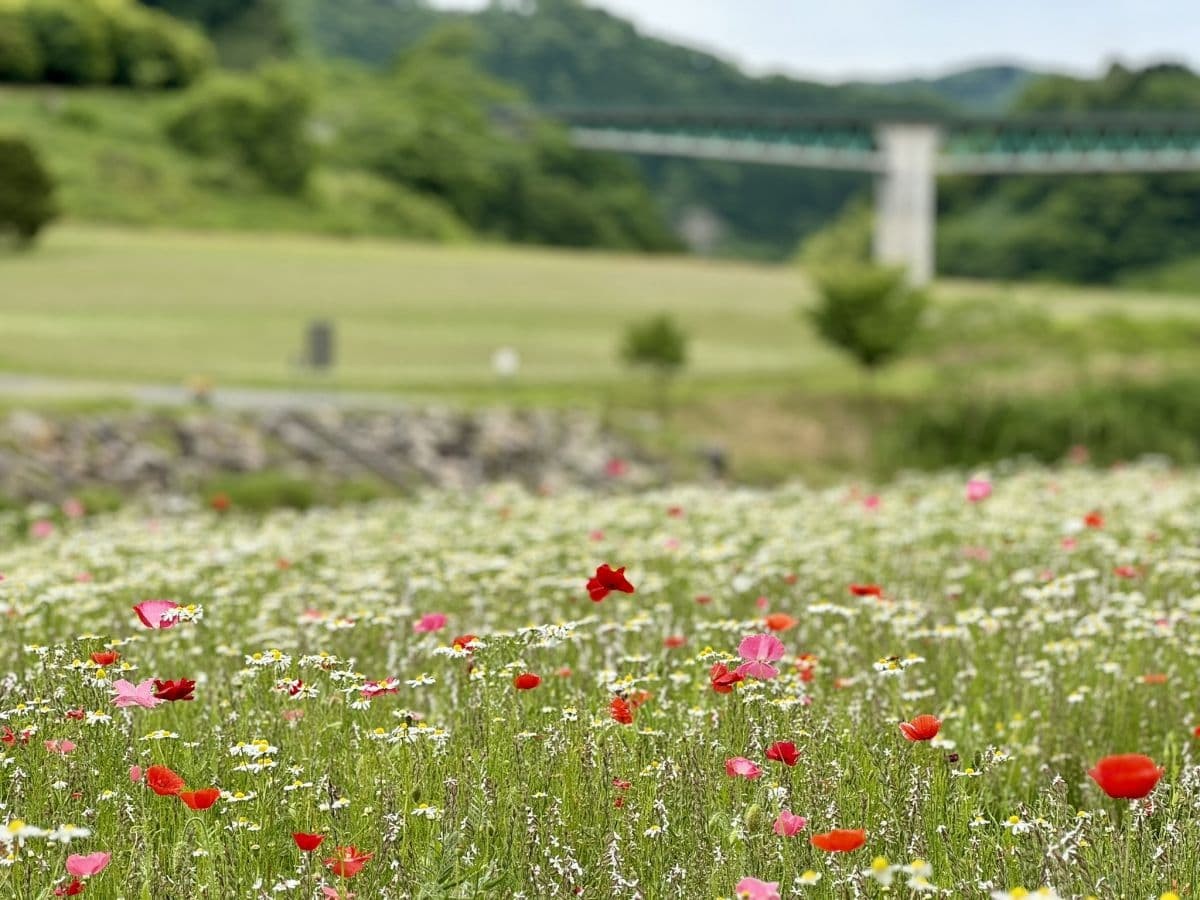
{"left": 559, "top": 111, "right": 1200, "bottom": 175}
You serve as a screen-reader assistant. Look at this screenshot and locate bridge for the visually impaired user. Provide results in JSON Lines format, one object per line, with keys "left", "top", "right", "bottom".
{"left": 554, "top": 109, "right": 1200, "bottom": 284}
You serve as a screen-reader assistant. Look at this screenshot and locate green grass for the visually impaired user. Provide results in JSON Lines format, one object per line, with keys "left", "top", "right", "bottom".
{"left": 0, "top": 465, "right": 1197, "bottom": 897}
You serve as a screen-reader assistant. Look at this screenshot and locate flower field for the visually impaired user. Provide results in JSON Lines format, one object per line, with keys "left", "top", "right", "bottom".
{"left": 1, "top": 465, "right": 1198, "bottom": 899}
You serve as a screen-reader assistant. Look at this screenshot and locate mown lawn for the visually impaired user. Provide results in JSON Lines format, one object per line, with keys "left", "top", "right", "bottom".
{"left": 0, "top": 465, "right": 1197, "bottom": 898}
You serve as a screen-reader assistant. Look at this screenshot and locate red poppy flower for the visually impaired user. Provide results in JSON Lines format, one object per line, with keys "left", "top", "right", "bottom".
{"left": 709, "top": 663, "right": 744, "bottom": 694}
{"left": 451, "top": 634, "right": 478, "bottom": 651}
{"left": 153, "top": 679, "right": 196, "bottom": 702}
{"left": 765, "top": 741, "right": 800, "bottom": 766}
{"left": 1084, "top": 510, "right": 1105, "bottom": 529}
{"left": 513, "top": 673, "right": 541, "bottom": 690}
{"left": 1088, "top": 754, "right": 1163, "bottom": 799}
{"left": 90, "top": 650, "right": 119, "bottom": 667}
{"left": 849, "top": 584, "right": 883, "bottom": 597}
{"left": 1193, "top": 724, "right": 1200, "bottom": 738}
{"left": 695, "top": 594, "right": 712, "bottom": 605}
{"left": 587, "top": 564, "right": 635, "bottom": 602}
{"left": 610, "top": 697, "right": 634, "bottom": 725}
{"left": 1140, "top": 673, "right": 1168, "bottom": 685}
{"left": 899, "top": 714, "right": 942, "bottom": 742}
{"left": 54, "top": 879, "right": 85, "bottom": 897}
{"left": 65, "top": 709, "right": 85, "bottom": 721}
{"left": 210, "top": 492, "right": 231, "bottom": 512}
{"left": 810, "top": 828, "right": 867, "bottom": 852}
{"left": 612, "top": 778, "right": 631, "bottom": 791}
{"left": 764, "top": 613, "right": 797, "bottom": 632}
{"left": 146, "top": 765, "right": 186, "bottom": 796}
{"left": 1, "top": 726, "right": 31, "bottom": 746}
{"left": 293, "top": 832, "right": 325, "bottom": 852}
{"left": 179, "top": 787, "right": 220, "bottom": 810}
{"left": 324, "top": 846, "right": 373, "bottom": 878}
{"left": 663, "top": 634, "right": 686, "bottom": 648}
{"left": 1114, "top": 565, "right": 1140, "bottom": 579}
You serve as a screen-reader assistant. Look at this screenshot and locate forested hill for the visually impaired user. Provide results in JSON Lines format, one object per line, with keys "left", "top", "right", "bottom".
{"left": 294, "top": 0, "right": 1029, "bottom": 114}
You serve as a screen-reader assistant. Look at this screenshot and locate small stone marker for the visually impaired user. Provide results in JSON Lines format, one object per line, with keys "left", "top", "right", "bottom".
{"left": 305, "top": 320, "right": 335, "bottom": 371}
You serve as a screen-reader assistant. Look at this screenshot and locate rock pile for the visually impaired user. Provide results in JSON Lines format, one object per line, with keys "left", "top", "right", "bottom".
{"left": 0, "top": 408, "right": 655, "bottom": 501}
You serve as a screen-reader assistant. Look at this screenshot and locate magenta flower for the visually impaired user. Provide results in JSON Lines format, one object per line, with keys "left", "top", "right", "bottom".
{"left": 112, "top": 679, "right": 163, "bottom": 709}
{"left": 772, "top": 809, "right": 807, "bottom": 836}
{"left": 133, "top": 600, "right": 180, "bottom": 629}
{"left": 965, "top": 477, "right": 992, "bottom": 503}
{"left": 413, "top": 613, "right": 447, "bottom": 633}
{"left": 736, "top": 633, "right": 785, "bottom": 680}
{"left": 66, "top": 852, "right": 111, "bottom": 878}
{"left": 735, "top": 877, "right": 781, "bottom": 900}
{"left": 725, "top": 757, "right": 763, "bottom": 780}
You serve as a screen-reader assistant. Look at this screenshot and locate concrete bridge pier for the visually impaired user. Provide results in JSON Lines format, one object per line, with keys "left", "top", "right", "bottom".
{"left": 873, "top": 123, "right": 940, "bottom": 286}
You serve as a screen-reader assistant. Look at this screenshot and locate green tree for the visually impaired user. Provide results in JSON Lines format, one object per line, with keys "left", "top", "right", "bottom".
{"left": 807, "top": 265, "right": 926, "bottom": 371}
{"left": 621, "top": 314, "right": 688, "bottom": 415}
{"left": 0, "top": 9, "right": 43, "bottom": 82}
{"left": 108, "top": 3, "right": 212, "bottom": 88}
{"left": 23, "top": 0, "right": 114, "bottom": 84}
{"left": 0, "top": 135, "right": 57, "bottom": 246}
{"left": 166, "top": 64, "right": 316, "bottom": 193}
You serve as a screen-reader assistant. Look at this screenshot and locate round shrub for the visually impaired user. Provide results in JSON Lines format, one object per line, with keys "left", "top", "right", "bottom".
{"left": 108, "top": 4, "right": 212, "bottom": 89}
{"left": 23, "top": 0, "right": 114, "bottom": 85}
{"left": 0, "top": 9, "right": 43, "bottom": 82}
{"left": 0, "top": 134, "right": 57, "bottom": 245}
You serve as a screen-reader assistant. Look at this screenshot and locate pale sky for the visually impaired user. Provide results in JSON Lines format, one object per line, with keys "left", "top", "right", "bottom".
{"left": 429, "top": 0, "right": 1200, "bottom": 81}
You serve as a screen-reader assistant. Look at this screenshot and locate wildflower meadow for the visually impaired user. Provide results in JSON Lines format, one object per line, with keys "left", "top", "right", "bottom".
{"left": 1, "top": 464, "right": 1198, "bottom": 899}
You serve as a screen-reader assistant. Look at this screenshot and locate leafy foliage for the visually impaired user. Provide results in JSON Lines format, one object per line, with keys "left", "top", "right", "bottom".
{"left": 166, "top": 65, "right": 317, "bottom": 194}
{"left": 879, "top": 376, "right": 1200, "bottom": 471}
{"left": 807, "top": 265, "right": 927, "bottom": 370}
{"left": 1, "top": 0, "right": 212, "bottom": 87}
{"left": 621, "top": 314, "right": 688, "bottom": 376}
{"left": 138, "top": 0, "right": 293, "bottom": 67}
{"left": 0, "top": 133, "right": 56, "bottom": 244}
{"left": 326, "top": 26, "right": 676, "bottom": 252}
{"left": 939, "top": 63, "right": 1200, "bottom": 285}
{"left": 0, "top": 8, "right": 43, "bottom": 82}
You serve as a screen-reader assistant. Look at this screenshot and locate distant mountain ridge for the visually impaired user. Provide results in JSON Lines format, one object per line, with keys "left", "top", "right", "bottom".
{"left": 294, "top": 0, "right": 1042, "bottom": 116}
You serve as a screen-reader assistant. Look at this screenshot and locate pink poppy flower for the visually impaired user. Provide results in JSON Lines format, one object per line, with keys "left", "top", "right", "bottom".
{"left": 129, "top": 765, "right": 143, "bottom": 783}
{"left": 735, "top": 877, "right": 781, "bottom": 900}
{"left": 133, "top": 600, "right": 180, "bottom": 629}
{"left": 111, "top": 679, "right": 163, "bottom": 709}
{"left": 863, "top": 494, "right": 881, "bottom": 510}
{"left": 321, "top": 888, "right": 355, "bottom": 900}
{"left": 30, "top": 519, "right": 55, "bottom": 539}
{"left": 965, "top": 478, "right": 992, "bottom": 503}
{"left": 773, "top": 810, "right": 807, "bottom": 836}
{"left": 736, "top": 633, "right": 785, "bottom": 680}
{"left": 44, "top": 740, "right": 76, "bottom": 755}
{"left": 66, "top": 852, "right": 111, "bottom": 877}
{"left": 725, "top": 757, "right": 763, "bottom": 779}
{"left": 413, "top": 613, "right": 447, "bottom": 633}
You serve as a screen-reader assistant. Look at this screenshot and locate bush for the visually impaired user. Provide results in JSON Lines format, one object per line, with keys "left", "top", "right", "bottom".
{"left": 0, "top": 9, "right": 43, "bottom": 82}
{"left": 806, "top": 264, "right": 927, "bottom": 370}
{"left": 621, "top": 314, "right": 688, "bottom": 377}
{"left": 0, "top": 135, "right": 57, "bottom": 245}
{"left": 621, "top": 314, "right": 688, "bottom": 415}
{"left": 166, "top": 65, "right": 316, "bottom": 193}
{"left": 23, "top": 0, "right": 114, "bottom": 85}
{"left": 877, "top": 377, "right": 1200, "bottom": 473}
{"left": 202, "top": 472, "right": 317, "bottom": 512}
{"left": 108, "top": 4, "right": 212, "bottom": 89}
